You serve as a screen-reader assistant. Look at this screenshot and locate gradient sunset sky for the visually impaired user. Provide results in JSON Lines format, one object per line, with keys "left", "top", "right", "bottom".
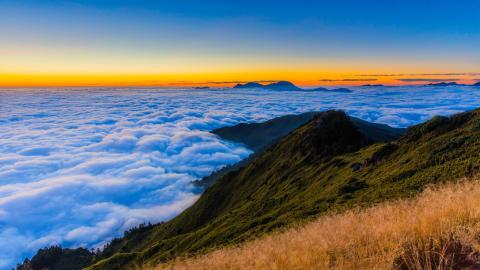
{"left": 1, "top": 0, "right": 479, "bottom": 87}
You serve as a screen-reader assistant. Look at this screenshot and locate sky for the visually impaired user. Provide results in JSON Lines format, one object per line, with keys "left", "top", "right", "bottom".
{"left": 1, "top": 0, "right": 480, "bottom": 87}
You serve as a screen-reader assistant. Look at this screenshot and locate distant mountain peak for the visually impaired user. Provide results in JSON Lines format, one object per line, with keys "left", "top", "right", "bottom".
{"left": 233, "top": 82, "right": 264, "bottom": 89}
{"left": 425, "top": 82, "right": 462, "bottom": 86}
{"left": 233, "top": 81, "right": 302, "bottom": 91}
{"left": 270, "top": 81, "right": 296, "bottom": 86}
{"left": 233, "top": 81, "right": 353, "bottom": 92}
{"left": 362, "top": 84, "right": 384, "bottom": 87}
{"left": 265, "top": 81, "right": 303, "bottom": 91}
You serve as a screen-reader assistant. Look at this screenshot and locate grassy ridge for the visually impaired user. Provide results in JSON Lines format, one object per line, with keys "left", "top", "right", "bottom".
{"left": 153, "top": 178, "right": 480, "bottom": 270}
{"left": 211, "top": 111, "right": 405, "bottom": 152}
{"left": 197, "top": 111, "right": 404, "bottom": 188}
{"left": 89, "top": 109, "right": 480, "bottom": 269}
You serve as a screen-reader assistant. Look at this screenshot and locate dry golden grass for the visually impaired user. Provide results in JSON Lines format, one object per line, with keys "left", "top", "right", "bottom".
{"left": 149, "top": 177, "right": 480, "bottom": 270}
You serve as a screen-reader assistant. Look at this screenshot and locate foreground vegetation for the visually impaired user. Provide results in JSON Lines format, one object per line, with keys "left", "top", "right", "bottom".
{"left": 16, "top": 246, "right": 94, "bottom": 270}
{"left": 88, "top": 109, "right": 480, "bottom": 269}
{"left": 153, "top": 178, "right": 480, "bottom": 270}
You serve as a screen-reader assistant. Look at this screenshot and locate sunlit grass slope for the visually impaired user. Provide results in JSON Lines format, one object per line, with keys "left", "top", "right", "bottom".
{"left": 88, "top": 109, "right": 480, "bottom": 269}
{"left": 154, "top": 178, "right": 480, "bottom": 270}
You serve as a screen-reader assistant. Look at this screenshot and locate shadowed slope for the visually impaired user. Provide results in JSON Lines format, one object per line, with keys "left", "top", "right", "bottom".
{"left": 16, "top": 247, "right": 94, "bottom": 270}
{"left": 212, "top": 111, "right": 404, "bottom": 152}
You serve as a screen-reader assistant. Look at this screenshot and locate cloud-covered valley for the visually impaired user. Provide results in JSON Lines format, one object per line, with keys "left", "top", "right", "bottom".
{"left": 1, "top": 86, "right": 480, "bottom": 268}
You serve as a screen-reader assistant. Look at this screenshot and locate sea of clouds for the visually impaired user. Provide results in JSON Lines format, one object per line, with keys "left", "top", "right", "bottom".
{"left": 1, "top": 86, "right": 480, "bottom": 268}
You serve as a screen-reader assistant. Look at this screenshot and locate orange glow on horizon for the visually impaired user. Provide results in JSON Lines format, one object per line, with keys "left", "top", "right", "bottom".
{"left": 0, "top": 72, "right": 478, "bottom": 88}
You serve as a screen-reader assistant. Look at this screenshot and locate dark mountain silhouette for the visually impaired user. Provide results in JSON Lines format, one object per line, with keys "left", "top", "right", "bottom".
{"left": 474, "top": 82, "right": 480, "bottom": 86}
{"left": 307, "top": 86, "right": 328, "bottom": 91}
{"left": 261, "top": 81, "right": 303, "bottom": 91}
{"left": 233, "top": 82, "right": 264, "bottom": 89}
{"left": 233, "top": 81, "right": 352, "bottom": 92}
{"left": 16, "top": 246, "right": 94, "bottom": 270}
{"left": 425, "top": 82, "right": 464, "bottom": 86}
{"left": 362, "top": 84, "right": 384, "bottom": 87}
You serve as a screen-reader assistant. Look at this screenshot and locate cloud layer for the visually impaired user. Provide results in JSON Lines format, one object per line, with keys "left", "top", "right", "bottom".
{"left": 1, "top": 85, "right": 480, "bottom": 268}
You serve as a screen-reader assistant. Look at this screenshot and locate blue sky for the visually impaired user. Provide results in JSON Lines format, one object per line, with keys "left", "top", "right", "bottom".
{"left": 0, "top": 0, "right": 479, "bottom": 86}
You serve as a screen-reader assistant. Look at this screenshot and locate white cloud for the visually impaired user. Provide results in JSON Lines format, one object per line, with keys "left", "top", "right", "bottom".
{"left": 0, "top": 85, "right": 480, "bottom": 269}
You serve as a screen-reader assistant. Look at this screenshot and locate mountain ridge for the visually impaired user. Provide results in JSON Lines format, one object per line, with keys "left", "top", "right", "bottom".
{"left": 197, "top": 112, "right": 404, "bottom": 188}
{"left": 212, "top": 111, "right": 405, "bottom": 152}
{"left": 85, "top": 108, "right": 480, "bottom": 270}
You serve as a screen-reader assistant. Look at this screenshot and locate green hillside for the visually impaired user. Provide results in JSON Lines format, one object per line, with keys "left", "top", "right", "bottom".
{"left": 196, "top": 111, "right": 404, "bottom": 188}
{"left": 212, "top": 111, "right": 404, "bottom": 152}
{"left": 86, "top": 109, "right": 480, "bottom": 270}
